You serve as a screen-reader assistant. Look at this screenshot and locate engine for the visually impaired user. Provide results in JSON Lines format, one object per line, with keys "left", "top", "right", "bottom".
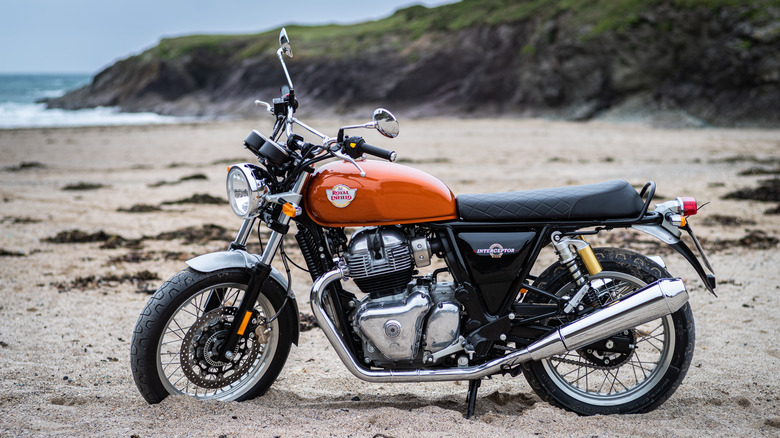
{"left": 343, "top": 227, "right": 414, "bottom": 298}
{"left": 343, "top": 227, "right": 461, "bottom": 366}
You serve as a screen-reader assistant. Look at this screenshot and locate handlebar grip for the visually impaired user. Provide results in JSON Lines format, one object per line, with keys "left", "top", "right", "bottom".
{"left": 361, "top": 143, "right": 397, "bottom": 162}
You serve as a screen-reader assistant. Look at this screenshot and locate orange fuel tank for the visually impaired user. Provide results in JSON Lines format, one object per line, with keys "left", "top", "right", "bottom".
{"left": 303, "top": 160, "right": 457, "bottom": 227}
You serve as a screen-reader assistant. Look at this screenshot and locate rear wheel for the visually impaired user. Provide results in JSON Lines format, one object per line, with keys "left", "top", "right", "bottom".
{"left": 130, "top": 268, "right": 293, "bottom": 403}
{"left": 522, "top": 248, "right": 695, "bottom": 415}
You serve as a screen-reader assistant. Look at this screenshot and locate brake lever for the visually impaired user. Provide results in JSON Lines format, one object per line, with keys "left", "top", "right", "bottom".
{"left": 332, "top": 150, "right": 366, "bottom": 177}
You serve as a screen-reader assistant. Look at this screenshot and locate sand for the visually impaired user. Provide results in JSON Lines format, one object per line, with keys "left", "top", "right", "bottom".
{"left": 1, "top": 117, "right": 779, "bottom": 437}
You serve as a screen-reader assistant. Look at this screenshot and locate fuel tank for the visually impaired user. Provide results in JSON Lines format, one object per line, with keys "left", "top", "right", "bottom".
{"left": 304, "top": 160, "right": 457, "bottom": 227}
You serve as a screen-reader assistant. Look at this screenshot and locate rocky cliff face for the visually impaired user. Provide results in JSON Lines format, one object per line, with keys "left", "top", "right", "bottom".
{"left": 45, "top": 2, "right": 780, "bottom": 127}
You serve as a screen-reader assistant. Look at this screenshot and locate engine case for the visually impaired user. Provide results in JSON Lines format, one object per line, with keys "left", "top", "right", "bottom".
{"left": 423, "top": 281, "right": 461, "bottom": 353}
{"left": 353, "top": 280, "right": 461, "bottom": 366}
{"left": 354, "top": 290, "right": 431, "bottom": 362}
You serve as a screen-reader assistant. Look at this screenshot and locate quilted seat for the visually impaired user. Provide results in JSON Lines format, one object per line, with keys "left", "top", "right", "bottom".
{"left": 456, "top": 180, "right": 643, "bottom": 222}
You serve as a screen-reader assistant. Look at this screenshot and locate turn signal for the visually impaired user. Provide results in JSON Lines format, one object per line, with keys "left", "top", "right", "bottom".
{"left": 677, "top": 197, "right": 697, "bottom": 216}
{"left": 282, "top": 202, "right": 302, "bottom": 217}
{"left": 668, "top": 214, "right": 686, "bottom": 227}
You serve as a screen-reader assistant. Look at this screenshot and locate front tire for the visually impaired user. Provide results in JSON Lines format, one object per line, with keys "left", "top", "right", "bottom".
{"left": 130, "top": 267, "right": 293, "bottom": 403}
{"left": 522, "top": 248, "right": 695, "bottom": 415}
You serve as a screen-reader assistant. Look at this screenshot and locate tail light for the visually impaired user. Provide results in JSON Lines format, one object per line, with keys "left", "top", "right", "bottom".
{"left": 676, "top": 197, "right": 698, "bottom": 216}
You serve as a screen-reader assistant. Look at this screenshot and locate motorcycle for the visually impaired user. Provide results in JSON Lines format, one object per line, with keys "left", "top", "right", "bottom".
{"left": 130, "top": 29, "right": 717, "bottom": 417}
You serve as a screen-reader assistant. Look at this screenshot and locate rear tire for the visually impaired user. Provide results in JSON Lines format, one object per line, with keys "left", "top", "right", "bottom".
{"left": 130, "top": 267, "right": 293, "bottom": 403}
{"left": 522, "top": 248, "right": 695, "bottom": 415}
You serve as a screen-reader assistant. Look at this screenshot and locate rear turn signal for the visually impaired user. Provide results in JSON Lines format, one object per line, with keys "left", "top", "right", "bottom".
{"left": 677, "top": 197, "right": 697, "bottom": 216}
{"left": 668, "top": 214, "right": 687, "bottom": 227}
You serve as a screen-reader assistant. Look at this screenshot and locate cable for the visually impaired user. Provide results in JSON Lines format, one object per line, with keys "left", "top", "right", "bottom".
{"left": 256, "top": 222, "right": 264, "bottom": 254}
{"left": 283, "top": 250, "right": 309, "bottom": 273}
{"left": 266, "top": 235, "right": 293, "bottom": 324}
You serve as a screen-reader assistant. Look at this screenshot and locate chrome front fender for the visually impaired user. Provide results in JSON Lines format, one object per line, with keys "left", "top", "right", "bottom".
{"left": 186, "top": 250, "right": 292, "bottom": 299}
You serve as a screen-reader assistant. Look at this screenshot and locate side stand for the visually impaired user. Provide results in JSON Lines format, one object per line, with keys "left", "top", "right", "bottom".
{"left": 465, "top": 379, "right": 481, "bottom": 419}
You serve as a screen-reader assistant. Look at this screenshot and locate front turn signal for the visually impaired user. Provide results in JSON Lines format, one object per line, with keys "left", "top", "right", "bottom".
{"left": 282, "top": 202, "right": 302, "bottom": 218}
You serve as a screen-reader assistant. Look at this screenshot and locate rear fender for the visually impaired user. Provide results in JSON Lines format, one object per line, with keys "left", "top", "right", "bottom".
{"left": 632, "top": 224, "right": 716, "bottom": 295}
{"left": 187, "top": 250, "right": 300, "bottom": 345}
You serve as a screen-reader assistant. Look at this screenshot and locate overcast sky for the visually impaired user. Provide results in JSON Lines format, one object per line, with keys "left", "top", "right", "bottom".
{"left": 1, "top": 0, "right": 457, "bottom": 74}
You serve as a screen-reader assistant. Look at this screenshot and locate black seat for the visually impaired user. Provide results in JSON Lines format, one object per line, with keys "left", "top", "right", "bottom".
{"left": 456, "top": 180, "right": 644, "bottom": 222}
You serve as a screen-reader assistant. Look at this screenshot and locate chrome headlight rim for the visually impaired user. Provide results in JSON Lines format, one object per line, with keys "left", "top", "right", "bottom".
{"left": 226, "top": 163, "right": 268, "bottom": 218}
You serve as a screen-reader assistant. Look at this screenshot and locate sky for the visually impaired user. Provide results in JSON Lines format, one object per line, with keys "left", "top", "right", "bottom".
{"left": 0, "top": 0, "right": 457, "bottom": 74}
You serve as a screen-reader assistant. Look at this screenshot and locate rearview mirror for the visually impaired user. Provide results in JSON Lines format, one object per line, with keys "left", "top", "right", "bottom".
{"left": 373, "top": 108, "right": 399, "bottom": 138}
{"left": 279, "top": 28, "right": 293, "bottom": 58}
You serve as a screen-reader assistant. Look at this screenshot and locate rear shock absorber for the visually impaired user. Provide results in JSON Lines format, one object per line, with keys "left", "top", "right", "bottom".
{"left": 551, "top": 232, "right": 603, "bottom": 313}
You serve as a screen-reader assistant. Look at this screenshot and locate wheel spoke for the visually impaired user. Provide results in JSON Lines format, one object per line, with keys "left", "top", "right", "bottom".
{"left": 637, "top": 333, "right": 665, "bottom": 353}
{"left": 166, "top": 319, "right": 190, "bottom": 341}
{"left": 536, "top": 266, "right": 685, "bottom": 410}
{"left": 154, "top": 283, "right": 281, "bottom": 399}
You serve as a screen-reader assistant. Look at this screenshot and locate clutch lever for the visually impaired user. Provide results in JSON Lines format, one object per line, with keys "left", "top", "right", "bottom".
{"left": 332, "top": 150, "right": 366, "bottom": 177}
{"left": 255, "top": 100, "right": 274, "bottom": 114}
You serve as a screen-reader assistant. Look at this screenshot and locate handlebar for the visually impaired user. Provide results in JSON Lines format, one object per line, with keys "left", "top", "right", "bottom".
{"left": 343, "top": 136, "right": 396, "bottom": 162}
{"left": 361, "top": 142, "right": 397, "bottom": 162}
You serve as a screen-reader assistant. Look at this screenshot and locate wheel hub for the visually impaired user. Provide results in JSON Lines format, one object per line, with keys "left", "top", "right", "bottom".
{"left": 577, "top": 330, "right": 636, "bottom": 369}
{"left": 202, "top": 330, "right": 231, "bottom": 367}
{"left": 180, "top": 307, "right": 262, "bottom": 389}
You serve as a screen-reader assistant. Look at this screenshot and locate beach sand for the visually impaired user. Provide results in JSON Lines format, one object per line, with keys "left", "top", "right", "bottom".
{"left": 1, "top": 118, "right": 779, "bottom": 437}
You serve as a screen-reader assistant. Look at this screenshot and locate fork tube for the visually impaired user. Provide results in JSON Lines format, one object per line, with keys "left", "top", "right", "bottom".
{"left": 261, "top": 229, "right": 287, "bottom": 265}
{"left": 259, "top": 172, "right": 309, "bottom": 265}
{"left": 232, "top": 217, "right": 257, "bottom": 248}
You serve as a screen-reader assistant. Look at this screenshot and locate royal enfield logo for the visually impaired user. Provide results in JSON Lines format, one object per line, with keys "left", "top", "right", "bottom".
{"left": 326, "top": 184, "right": 357, "bottom": 208}
{"left": 475, "top": 243, "right": 518, "bottom": 259}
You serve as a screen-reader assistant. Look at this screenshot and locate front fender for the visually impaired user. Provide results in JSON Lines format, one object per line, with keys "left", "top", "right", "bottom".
{"left": 187, "top": 250, "right": 291, "bottom": 292}
{"left": 633, "top": 224, "right": 716, "bottom": 295}
{"left": 186, "top": 250, "right": 300, "bottom": 344}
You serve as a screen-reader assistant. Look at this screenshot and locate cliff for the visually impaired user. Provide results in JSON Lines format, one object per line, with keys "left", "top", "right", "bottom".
{"left": 45, "top": 0, "right": 780, "bottom": 127}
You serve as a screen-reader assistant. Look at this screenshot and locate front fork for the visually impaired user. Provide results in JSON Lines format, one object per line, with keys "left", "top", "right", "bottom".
{"left": 216, "top": 174, "right": 309, "bottom": 361}
{"left": 214, "top": 215, "right": 292, "bottom": 362}
{"left": 551, "top": 232, "right": 603, "bottom": 314}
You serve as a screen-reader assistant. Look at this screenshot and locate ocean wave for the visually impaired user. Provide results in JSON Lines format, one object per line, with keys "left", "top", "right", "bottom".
{"left": 0, "top": 102, "right": 187, "bottom": 129}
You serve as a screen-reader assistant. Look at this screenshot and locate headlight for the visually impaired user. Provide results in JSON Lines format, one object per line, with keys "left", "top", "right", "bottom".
{"left": 226, "top": 164, "right": 268, "bottom": 218}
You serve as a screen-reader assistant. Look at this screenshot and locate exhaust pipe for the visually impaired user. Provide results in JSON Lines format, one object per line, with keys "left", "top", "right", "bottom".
{"left": 310, "top": 268, "right": 689, "bottom": 383}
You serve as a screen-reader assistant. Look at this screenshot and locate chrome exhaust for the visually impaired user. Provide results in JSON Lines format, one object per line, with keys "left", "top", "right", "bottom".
{"left": 310, "top": 268, "right": 689, "bottom": 383}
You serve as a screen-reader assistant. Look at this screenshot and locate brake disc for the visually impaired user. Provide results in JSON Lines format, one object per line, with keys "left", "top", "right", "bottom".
{"left": 179, "top": 307, "right": 261, "bottom": 389}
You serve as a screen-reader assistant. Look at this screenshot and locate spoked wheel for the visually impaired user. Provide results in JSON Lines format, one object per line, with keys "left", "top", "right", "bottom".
{"left": 131, "top": 268, "right": 294, "bottom": 403}
{"left": 523, "top": 248, "right": 695, "bottom": 415}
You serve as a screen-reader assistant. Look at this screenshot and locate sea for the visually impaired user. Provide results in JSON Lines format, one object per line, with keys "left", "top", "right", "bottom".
{"left": 0, "top": 73, "right": 183, "bottom": 129}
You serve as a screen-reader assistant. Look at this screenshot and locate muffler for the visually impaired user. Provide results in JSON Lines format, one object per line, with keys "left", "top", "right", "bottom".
{"left": 511, "top": 277, "right": 688, "bottom": 365}
{"left": 310, "top": 268, "right": 689, "bottom": 383}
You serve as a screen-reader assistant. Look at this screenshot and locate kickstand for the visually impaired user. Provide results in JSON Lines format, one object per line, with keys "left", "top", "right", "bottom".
{"left": 465, "top": 379, "right": 481, "bottom": 419}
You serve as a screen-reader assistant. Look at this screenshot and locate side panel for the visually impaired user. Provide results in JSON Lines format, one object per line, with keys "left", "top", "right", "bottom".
{"left": 455, "top": 231, "right": 538, "bottom": 314}
{"left": 304, "top": 160, "right": 458, "bottom": 227}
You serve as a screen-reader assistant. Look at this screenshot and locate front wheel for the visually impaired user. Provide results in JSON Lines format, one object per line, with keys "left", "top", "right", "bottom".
{"left": 130, "top": 267, "right": 294, "bottom": 403}
{"left": 522, "top": 248, "right": 695, "bottom": 415}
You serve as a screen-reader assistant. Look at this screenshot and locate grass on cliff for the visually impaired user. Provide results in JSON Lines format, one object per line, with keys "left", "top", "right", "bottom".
{"left": 143, "top": 0, "right": 779, "bottom": 61}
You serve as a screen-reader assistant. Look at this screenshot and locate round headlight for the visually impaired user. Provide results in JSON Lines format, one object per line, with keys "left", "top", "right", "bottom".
{"left": 226, "top": 164, "right": 267, "bottom": 218}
